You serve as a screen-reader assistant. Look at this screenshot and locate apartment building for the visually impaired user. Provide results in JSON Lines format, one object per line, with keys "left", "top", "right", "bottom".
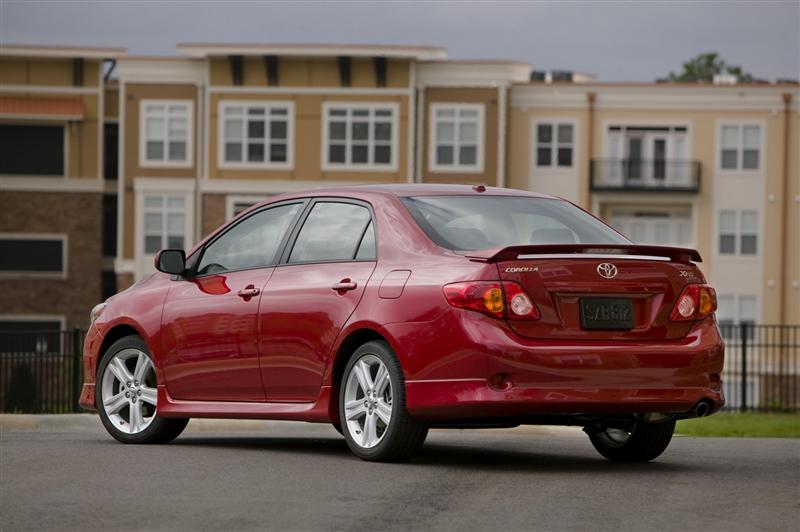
{"left": 0, "top": 45, "right": 123, "bottom": 336}
{"left": 1, "top": 42, "right": 798, "bottom": 331}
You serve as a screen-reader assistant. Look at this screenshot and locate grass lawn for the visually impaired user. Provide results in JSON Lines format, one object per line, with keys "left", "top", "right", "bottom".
{"left": 676, "top": 412, "right": 800, "bottom": 438}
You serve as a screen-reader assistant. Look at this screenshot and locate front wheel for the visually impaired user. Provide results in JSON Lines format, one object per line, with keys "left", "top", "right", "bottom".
{"left": 587, "top": 419, "right": 676, "bottom": 462}
{"left": 339, "top": 341, "right": 427, "bottom": 462}
{"left": 96, "top": 335, "right": 188, "bottom": 444}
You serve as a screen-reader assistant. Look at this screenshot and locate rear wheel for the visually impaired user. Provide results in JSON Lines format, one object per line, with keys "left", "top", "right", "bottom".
{"left": 96, "top": 335, "right": 188, "bottom": 444}
{"left": 339, "top": 341, "right": 427, "bottom": 461}
{"left": 588, "top": 419, "right": 675, "bottom": 462}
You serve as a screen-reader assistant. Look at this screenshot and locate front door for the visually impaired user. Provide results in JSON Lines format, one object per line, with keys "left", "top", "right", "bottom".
{"left": 259, "top": 200, "right": 377, "bottom": 402}
{"left": 160, "top": 201, "right": 304, "bottom": 402}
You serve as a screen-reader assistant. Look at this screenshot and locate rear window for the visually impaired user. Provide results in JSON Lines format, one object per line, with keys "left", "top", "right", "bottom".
{"left": 401, "top": 195, "right": 629, "bottom": 251}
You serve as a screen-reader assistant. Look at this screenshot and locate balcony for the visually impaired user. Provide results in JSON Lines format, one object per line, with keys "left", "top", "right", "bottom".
{"left": 590, "top": 159, "right": 701, "bottom": 193}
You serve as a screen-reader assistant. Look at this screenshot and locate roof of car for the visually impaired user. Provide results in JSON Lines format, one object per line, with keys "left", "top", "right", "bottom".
{"left": 282, "top": 183, "right": 557, "bottom": 199}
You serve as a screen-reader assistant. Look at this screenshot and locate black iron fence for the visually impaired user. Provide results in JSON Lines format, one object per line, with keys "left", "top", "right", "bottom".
{"left": 0, "top": 328, "right": 84, "bottom": 413}
{"left": 0, "top": 325, "right": 798, "bottom": 413}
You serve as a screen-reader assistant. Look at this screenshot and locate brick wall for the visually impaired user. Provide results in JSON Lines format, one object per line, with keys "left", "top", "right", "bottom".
{"left": 0, "top": 191, "right": 103, "bottom": 329}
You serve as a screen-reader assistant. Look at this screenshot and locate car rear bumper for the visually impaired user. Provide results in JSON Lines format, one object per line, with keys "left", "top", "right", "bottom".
{"left": 383, "top": 311, "right": 725, "bottom": 421}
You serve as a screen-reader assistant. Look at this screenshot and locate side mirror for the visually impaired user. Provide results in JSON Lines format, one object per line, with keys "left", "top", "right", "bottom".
{"left": 155, "top": 249, "right": 186, "bottom": 276}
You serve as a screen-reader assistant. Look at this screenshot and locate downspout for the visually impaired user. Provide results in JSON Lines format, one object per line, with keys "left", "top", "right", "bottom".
{"left": 586, "top": 92, "right": 596, "bottom": 211}
{"left": 779, "top": 92, "right": 792, "bottom": 326}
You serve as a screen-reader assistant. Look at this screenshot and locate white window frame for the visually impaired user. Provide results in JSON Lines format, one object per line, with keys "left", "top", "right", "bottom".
{"left": 428, "top": 103, "right": 485, "bottom": 173}
{"left": 217, "top": 101, "right": 294, "bottom": 170}
{"left": 717, "top": 209, "right": 759, "bottom": 256}
{"left": 533, "top": 119, "right": 577, "bottom": 170}
{"left": 321, "top": 102, "right": 399, "bottom": 172}
{"left": 225, "top": 195, "right": 270, "bottom": 221}
{"left": 716, "top": 121, "right": 764, "bottom": 174}
{"left": 138, "top": 100, "right": 194, "bottom": 169}
{"left": 0, "top": 233, "right": 68, "bottom": 280}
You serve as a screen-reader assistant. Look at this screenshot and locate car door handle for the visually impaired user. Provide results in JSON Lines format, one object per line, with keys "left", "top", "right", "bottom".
{"left": 332, "top": 279, "right": 357, "bottom": 292}
{"left": 237, "top": 285, "right": 260, "bottom": 299}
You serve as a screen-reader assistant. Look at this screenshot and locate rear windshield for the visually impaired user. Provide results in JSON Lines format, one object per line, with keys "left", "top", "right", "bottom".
{"left": 401, "top": 195, "right": 630, "bottom": 251}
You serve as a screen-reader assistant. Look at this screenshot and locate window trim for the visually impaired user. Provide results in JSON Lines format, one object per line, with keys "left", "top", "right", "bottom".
{"left": 0, "top": 121, "right": 69, "bottom": 178}
{"left": 532, "top": 118, "right": 578, "bottom": 170}
{"left": 217, "top": 100, "right": 295, "bottom": 170}
{"left": 0, "top": 233, "right": 68, "bottom": 279}
{"left": 321, "top": 102, "right": 400, "bottom": 172}
{"left": 428, "top": 103, "right": 485, "bottom": 174}
{"left": 716, "top": 120, "right": 764, "bottom": 174}
{"left": 190, "top": 199, "right": 309, "bottom": 279}
{"left": 278, "top": 197, "right": 378, "bottom": 266}
{"left": 138, "top": 99, "right": 194, "bottom": 169}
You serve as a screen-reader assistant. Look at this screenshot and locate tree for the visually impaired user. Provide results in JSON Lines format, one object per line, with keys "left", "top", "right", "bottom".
{"left": 668, "top": 52, "right": 753, "bottom": 83}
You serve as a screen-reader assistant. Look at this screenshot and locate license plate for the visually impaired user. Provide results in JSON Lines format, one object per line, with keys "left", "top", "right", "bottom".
{"left": 580, "top": 298, "right": 634, "bottom": 330}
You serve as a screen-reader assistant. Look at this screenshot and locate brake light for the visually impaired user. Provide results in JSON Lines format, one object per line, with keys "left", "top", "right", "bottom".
{"left": 669, "top": 284, "right": 717, "bottom": 322}
{"left": 443, "top": 281, "right": 540, "bottom": 320}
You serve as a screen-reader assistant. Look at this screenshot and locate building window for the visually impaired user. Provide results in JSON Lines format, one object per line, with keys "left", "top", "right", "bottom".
{"left": 143, "top": 195, "right": 185, "bottom": 254}
{"left": 717, "top": 294, "right": 758, "bottom": 339}
{"left": 0, "top": 235, "right": 66, "bottom": 277}
{"left": 220, "top": 102, "right": 292, "bottom": 168}
{"left": 720, "top": 124, "right": 761, "bottom": 171}
{"left": 140, "top": 101, "right": 192, "bottom": 167}
{"left": 225, "top": 195, "right": 270, "bottom": 220}
{"left": 0, "top": 124, "right": 65, "bottom": 176}
{"left": 102, "top": 194, "right": 117, "bottom": 257}
{"left": 323, "top": 103, "right": 397, "bottom": 170}
{"left": 0, "top": 319, "right": 64, "bottom": 354}
{"left": 429, "top": 104, "right": 484, "bottom": 172}
{"left": 536, "top": 122, "right": 574, "bottom": 168}
{"left": 719, "top": 210, "right": 758, "bottom": 256}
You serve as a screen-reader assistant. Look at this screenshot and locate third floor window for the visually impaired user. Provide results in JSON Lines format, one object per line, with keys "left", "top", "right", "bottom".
{"left": 535, "top": 122, "right": 574, "bottom": 168}
{"left": 719, "top": 123, "right": 761, "bottom": 171}
{"left": 140, "top": 101, "right": 192, "bottom": 167}
{"left": 323, "top": 104, "right": 397, "bottom": 171}
{"left": 429, "top": 104, "right": 484, "bottom": 172}
{"left": 220, "top": 102, "right": 293, "bottom": 169}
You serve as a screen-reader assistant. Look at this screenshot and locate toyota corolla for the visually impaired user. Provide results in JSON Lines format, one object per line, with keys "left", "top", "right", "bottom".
{"left": 80, "top": 184, "right": 724, "bottom": 462}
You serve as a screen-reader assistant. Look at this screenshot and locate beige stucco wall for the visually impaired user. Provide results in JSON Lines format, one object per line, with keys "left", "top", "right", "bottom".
{"left": 208, "top": 57, "right": 411, "bottom": 88}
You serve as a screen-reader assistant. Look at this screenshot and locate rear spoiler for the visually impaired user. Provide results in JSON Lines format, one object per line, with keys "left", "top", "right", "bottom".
{"left": 464, "top": 244, "right": 702, "bottom": 264}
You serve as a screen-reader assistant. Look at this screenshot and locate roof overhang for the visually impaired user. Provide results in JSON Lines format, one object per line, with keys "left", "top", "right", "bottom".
{"left": 176, "top": 43, "right": 447, "bottom": 61}
{"left": 0, "top": 44, "right": 126, "bottom": 59}
{"left": 417, "top": 60, "right": 532, "bottom": 87}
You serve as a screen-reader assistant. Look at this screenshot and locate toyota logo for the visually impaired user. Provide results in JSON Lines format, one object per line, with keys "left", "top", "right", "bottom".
{"left": 597, "top": 263, "right": 618, "bottom": 279}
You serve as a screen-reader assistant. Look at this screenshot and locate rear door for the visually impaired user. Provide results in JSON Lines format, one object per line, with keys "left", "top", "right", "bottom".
{"left": 258, "top": 199, "right": 377, "bottom": 402}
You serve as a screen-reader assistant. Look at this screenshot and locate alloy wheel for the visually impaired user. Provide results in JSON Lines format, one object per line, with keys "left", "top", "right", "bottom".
{"left": 343, "top": 354, "right": 393, "bottom": 448}
{"left": 101, "top": 348, "right": 158, "bottom": 434}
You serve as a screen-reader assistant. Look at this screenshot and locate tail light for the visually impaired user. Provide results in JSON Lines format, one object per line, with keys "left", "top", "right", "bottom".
{"left": 669, "top": 284, "right": 717, "bottom": 322}
{"left": 443, "top": 281, "right": 541, "bottom": 320}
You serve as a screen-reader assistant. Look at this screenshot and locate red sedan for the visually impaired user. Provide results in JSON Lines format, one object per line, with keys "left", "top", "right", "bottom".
{"left": 80, "top": 184, "right": 724, "bottom": 462}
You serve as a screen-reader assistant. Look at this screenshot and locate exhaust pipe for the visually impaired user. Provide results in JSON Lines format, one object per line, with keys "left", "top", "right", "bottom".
{"left": 692, "top": 401, "right": 711, "bottom": 418}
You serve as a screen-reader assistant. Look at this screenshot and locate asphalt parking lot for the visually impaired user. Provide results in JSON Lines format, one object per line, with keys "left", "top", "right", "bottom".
{"left": 1, "top": 415, "right": 798, "bottom": 531}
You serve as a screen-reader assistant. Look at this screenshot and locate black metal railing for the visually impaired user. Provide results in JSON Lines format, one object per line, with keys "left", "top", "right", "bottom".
{"left": 0, "top": 325, "right": 797, "bottom": 413}
{"left": 0, "top": 328, "right": 84, "bottom": 413}
{"left": 718, "top": 324, "right": 799, "bottom": 412}
{"left": 590, "top": 158, "right": 701, "bottom": 192}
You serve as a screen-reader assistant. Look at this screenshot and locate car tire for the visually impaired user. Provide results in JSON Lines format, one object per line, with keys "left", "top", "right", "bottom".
{"left": 588, "top": 419, "right": 676, "bottom": 462}
{"left": 96, "top": 335, "right": 189, "bottom": 444}
{"left": 339, "top": 340, "right": 428, "bottom": 462}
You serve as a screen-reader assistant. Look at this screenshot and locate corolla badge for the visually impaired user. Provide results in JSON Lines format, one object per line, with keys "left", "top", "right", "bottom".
{"left": 596, "top": 263, "right": 618, "bottom": 279}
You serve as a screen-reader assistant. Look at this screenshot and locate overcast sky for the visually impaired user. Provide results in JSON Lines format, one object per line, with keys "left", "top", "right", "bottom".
{"left": 2, "top": 1, "right": 798, "bottom": 81}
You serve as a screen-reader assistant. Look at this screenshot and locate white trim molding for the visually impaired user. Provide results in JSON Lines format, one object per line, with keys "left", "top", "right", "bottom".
{"left": 0, "top": 177, "right": 104, "bottom": 192}
{"left": 177, "top": 43, "right": 446, "bottom": 61}
{"left": 427, "top": 102, "right": 485, "bottom": 174}
{"left": 217, "top": 100, "right": 294, "bottom": 171}
{"left": 321, "top": 101, "right": 400, "bottom": 173}
{"left": 117, "top": 58, "right": 206, "bottom": 85}
{"left": 417, "top": 62, "right": 531, "bottom": 88}
{"left": 138, "top": 99, "right": 194, "bottom": 169}
{"left": 0, "top": 233, "right": 68, "bottom": 280}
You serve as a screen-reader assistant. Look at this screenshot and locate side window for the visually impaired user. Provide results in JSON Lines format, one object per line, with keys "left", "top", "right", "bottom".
{"left": 355, "top": 221, "right": 376, "bottom": 260}
{"left": 196, "top": 203, "right": 300, "bottom": 275}
{"left": 289, "top": 202, "right": 372, "bottom": 263}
